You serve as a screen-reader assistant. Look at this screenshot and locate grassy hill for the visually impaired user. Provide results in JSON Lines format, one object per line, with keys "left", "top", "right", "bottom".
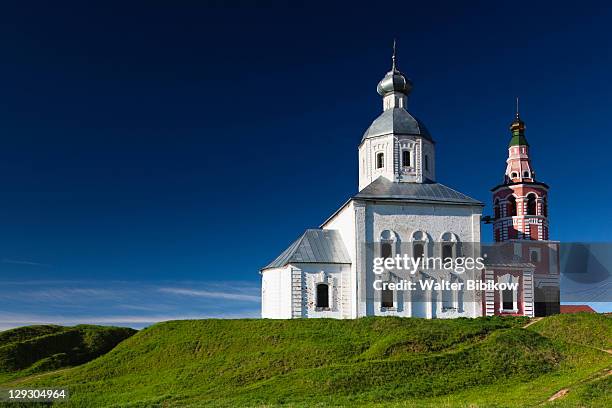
{"left": 0, "top": 324, "right": 136, "bottom": 384}
{"left": 0, "top": 314, "right": 610, "bottom": 407}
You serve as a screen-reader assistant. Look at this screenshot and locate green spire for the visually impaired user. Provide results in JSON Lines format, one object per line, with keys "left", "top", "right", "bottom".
{"left": 508, "top": 97, "right": 528, "bottom": 147}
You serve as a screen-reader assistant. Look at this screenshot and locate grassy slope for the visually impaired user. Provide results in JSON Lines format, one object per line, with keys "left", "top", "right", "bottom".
{"left": 0, "top": 324, "right": 136, "bottom": 384}
{"left": 2, "top": 314, "right": 610, "bottom": 407}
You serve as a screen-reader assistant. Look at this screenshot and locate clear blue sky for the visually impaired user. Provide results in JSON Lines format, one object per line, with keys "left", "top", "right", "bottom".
{"left": 0, "top": 1, "right": 611, "bottom": 328}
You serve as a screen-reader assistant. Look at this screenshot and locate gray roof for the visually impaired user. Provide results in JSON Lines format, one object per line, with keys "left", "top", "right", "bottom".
{"left": 362, "top": 108, "right": 433, "bottom": 142}
{"left": 354, "top": 177, "right": 483, "bottom": 205}
{"left": 262, "top": 229, "right": 351, "bottom": 270}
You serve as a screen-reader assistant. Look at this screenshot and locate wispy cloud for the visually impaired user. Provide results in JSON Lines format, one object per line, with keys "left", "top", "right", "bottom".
{"left": 0, "top": 287, "right": 129, "bottom": 302}
{"left": 2, "top": 258, "right": 50, "bottom": 267}
{"left": 0, "top": 279, "right": 262, "bottom": 331}
{"left": 158, "top": 287, "right": 260, "bottom": 302}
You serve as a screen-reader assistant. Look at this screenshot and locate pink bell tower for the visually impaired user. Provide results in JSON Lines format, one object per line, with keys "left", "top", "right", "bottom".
{"left": 492, "top": 101, "right": 549, "bottom": 242}
{"left": 485, "top": 101, "right": 559, "bottom": 317}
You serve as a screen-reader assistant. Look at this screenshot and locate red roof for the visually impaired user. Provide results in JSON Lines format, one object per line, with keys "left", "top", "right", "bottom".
{"left": 560, "top": 305, "right": 596, "bottom": 314}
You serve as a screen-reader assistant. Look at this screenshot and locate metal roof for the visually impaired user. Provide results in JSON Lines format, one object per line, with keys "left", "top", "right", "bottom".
{"left": 262, "top": 229, "right": 351, "bottom": 270}
{"left": 362, "top": 108, "right": 433, "bottom": 142}
{"left": 354, "top": 177, "right": 483, "bottom": 205}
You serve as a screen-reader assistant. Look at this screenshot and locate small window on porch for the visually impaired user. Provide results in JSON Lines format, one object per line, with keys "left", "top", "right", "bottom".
{"left": 502, "top": 289, "right": 514, "bottom": 310}
{"left": 316, "top": 283, "right": 329, "bottom": 308}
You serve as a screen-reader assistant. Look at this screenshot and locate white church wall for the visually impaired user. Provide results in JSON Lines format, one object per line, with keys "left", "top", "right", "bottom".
{"left": 368, "top": 202, "right": 482, "bottom": 244}
{"left": 360, "top": 201, "right": 483, "bottom": 318}
{"left": 261, "top": 266, "right": 292, "bottom": 319}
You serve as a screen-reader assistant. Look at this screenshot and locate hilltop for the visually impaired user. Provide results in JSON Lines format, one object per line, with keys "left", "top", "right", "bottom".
{"left": 0, "top": 314, "right": 610, "bottom": 407}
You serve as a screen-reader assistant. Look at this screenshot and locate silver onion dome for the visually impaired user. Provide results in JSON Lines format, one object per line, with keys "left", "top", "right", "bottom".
{"left": 376, "top": 68, "right": 412, "bottom": 96}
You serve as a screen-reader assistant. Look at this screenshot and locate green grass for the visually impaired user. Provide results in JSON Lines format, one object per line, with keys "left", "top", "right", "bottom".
{"left": 527, "top": 312, "right": 612, "bottom": 350}
{"left": 0, "top": 314, "right": 610, "bottom": 407}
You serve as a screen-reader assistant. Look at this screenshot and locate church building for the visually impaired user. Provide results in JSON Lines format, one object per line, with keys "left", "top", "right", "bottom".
{"left": 260, "top": 49, "right": 559, "bottom": 319}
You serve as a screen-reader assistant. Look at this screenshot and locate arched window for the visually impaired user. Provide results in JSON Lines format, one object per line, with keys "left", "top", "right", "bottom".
{"left": 530, "top": 250, "right": 540, "bottom": 263}
{"left": 413, "top": 242, "right": 424, "bottom": 259}
{"left": 440, "top": 232, "right": 458, "bottom": 261}
{"left": 376, "top": 153, "right": 384, "bottom": 169}
{"left": 542, "top": 197, "right": 548, "bottom": 217}
{"left": 402, "top": 150, "right": 411, "bottom": 167}
{"left": 523, "top": 171, "right": 530, "bottom": 178}
{"left": 526, "top": 193, "right": 537, "bottom": 215}
{"left": 316, "top": 283, "right": 329, "bottom": 308}
{"left": 494, "top": 198, "right": 500, "bottom": 219}
{"left": 381, "top": 242, "right": 392, "bottom": 259}
{"left": 411, "top": 230, "right": 428, "bottom": 262}
{"left": 424, "top": 155, "right": 429, "bottom": 171}
{"left": 381, "top": 285, "right": 394, "bottom": 308}
{"left": 511, "top": 172, "right": 518, "bottom": 179}
{"left": 507, "top": 196, "right": 517, "bottom": 217}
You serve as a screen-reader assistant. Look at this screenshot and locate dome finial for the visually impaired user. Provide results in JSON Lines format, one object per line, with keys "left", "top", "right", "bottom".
{"left": 509, "top": 97, "right": 528, "bottom": 146}
{"left": 377, "top": 40, "right": 412, "bottom": 100}
{"left": 515, "top": 96, "right": 520, "bottom": 119}
{"left": 392, "top": 38, "right": 397, "bottom": 72}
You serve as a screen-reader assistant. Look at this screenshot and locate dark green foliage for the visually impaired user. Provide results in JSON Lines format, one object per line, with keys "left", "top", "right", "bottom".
{"left": 0, "top": 325, "right": 136, "bottom": 374}
{"left": 0, "top": 325, "right": 64, "bottom": 346}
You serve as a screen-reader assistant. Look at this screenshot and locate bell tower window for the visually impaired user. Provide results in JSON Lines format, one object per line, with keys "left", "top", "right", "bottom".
{"left": 494, "top": 198, "right": 500, "bottom": 219}
{"left": 376, "top": 153, "right": 384, "bottom": 169}
{"left": 402, "top": 150, "right": 411, "bottom": 167}
{"left": 424, "top": 155, "right": 429, "bottom": 171}
{"left": 526, "top": 193, "right": 537, "bottom": 215}
{"left": 507, "top": 196, "right": 517, "bottom": 217}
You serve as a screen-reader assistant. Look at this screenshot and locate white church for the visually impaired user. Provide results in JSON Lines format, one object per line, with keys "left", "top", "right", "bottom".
{"left": 260, "top": 49, "right": 558, "bottom": 319}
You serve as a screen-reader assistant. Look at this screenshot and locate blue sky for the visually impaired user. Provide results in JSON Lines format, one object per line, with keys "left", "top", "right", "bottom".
{"left": 0, "top": 2, "right": 611, "bottom": 328}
